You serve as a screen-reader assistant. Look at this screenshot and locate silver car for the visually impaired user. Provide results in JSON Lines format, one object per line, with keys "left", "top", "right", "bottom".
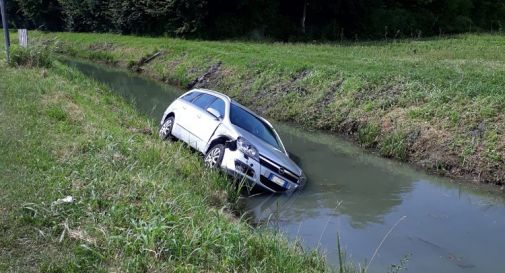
{"left": 158, "top": 88, "right": 306, "bottom": 193}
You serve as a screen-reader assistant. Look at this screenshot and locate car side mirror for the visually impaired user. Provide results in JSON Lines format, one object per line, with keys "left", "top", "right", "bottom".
{"left": 206, "top": 107, "right": 221, "bottom": 119}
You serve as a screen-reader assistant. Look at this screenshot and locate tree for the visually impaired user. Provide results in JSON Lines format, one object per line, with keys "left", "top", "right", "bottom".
{"left": 108, "top": 0, "right": 207, "bottom": 36}
{"left": 8, "top": 0, "right": 505, "bottom": 40}
{"left": 57, "top": 0, "right": 110, "bottom": 32}
{"left": 15, "top": 0, "right": 63, "bottom": 30}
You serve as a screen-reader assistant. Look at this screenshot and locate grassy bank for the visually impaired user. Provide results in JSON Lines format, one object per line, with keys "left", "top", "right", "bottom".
{"left": 27, "top": 31, "right": 505, "bottom": 185}
{"left": 0, "top": 56, "right": 332, "bottom": 271}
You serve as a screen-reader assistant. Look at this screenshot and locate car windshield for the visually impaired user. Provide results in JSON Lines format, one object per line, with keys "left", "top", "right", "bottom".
{"left": 230, "top": 103, "right": 281, "bottom": 150}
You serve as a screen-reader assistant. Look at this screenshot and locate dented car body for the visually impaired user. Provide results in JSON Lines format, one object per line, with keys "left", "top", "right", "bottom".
{"left": 158, "top": 89, "right": 306, "bottom": 193}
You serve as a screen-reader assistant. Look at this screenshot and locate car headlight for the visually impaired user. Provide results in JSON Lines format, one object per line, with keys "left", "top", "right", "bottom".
{"left": 237, "top": 137, "right": 259, "bottom": 161}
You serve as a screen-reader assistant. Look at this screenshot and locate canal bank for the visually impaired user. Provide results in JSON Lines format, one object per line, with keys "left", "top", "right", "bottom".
{"left": 33, "top": 31, "right": 505, "bottom": 186}
{"left": 66, "top": 58, "right": 505, "bottom": 273}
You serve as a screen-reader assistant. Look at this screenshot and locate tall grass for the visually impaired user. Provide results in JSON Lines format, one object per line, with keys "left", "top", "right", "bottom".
{"left": 9, "top": 45, "right": 53, "bottom": 68}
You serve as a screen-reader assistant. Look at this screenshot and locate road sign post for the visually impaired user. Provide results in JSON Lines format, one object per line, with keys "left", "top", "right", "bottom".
{"left": 18, "top": 29, "right": 27, "bottom": 47}
{"left": 0, "top": 0, "right": 10, "bottom": 63}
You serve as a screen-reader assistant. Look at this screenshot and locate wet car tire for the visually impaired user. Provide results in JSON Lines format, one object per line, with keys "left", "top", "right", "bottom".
{"left": 204, "top": 144, "right": 225, "bottom": 168}
{"left": 158, "top": 116, "right": 175, "bottom": 140}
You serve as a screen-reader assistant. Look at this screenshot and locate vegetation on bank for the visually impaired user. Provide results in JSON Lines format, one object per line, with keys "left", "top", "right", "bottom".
{"left": 0, "top": 53, "right": 333, "bottom": 272}
{"left": 26, "top": 31, "right": 505, "bottom": 185}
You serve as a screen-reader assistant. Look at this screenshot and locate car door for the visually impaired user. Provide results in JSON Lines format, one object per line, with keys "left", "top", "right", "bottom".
{"left": 186, "top": 94, "right": 224, "bottom": 152}
{"left": 172, "top": 91, "right": 201, "bottom": 143}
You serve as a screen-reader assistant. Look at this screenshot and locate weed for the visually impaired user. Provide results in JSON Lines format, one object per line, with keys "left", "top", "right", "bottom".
{"left": 379, "top": 132, "right": 408, "bottom": 160}
{"left": 335, "top": 234, "right": 365, "bottom": 273}
{"left": 86, "top": 51, "right": 116, "bottom": 64}
{"left": 358, "top": 123, "right": 381, "bottom": 148}
{"left": 46, "top": 105, "right": 69, "bottom": 121}
{"left": 9, "top": 45, "right": 53, "bottom": 68}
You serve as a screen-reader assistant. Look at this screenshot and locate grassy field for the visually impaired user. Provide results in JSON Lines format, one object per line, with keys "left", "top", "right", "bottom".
{"left": 24, "top": 31, "right": 505, "bottom": 185}
{"left": 0, "top": 55, "right": 337, "bottom": 272}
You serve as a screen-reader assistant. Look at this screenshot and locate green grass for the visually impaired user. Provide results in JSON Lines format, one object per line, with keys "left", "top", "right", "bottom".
{"left": 19, "top": 31, "right": 504, "bottom": 184}
{"left": 0, "top": 57, "right": 336, "bottom": 272}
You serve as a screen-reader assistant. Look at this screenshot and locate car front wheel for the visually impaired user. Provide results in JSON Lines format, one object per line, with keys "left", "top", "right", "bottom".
{"left": 158, "top": 116, "right": 175, "bottom": 140}
{"left": 204, "top": 144, "right": 224, "bottom": 168}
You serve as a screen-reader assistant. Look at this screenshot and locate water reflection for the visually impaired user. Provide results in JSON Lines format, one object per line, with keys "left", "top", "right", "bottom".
{"left": 243, "top": 123, "right": 505, "bottom": 273}
{"left": 246, "top": 123, "right": 414, "bottom": 228}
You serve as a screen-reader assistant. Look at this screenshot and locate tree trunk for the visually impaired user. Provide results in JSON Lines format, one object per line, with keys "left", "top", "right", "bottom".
{"left": 301, "top": 0, "right": 307, "bottom": 34}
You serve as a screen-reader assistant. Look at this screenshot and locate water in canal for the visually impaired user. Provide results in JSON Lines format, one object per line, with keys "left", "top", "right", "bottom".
{"left": 65, "top": 59, "right": 505, "bottom": 273}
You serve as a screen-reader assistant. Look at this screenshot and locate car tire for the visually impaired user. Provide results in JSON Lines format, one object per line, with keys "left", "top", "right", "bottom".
{"left": 158, "top": 116, "right": 175, "bottom": 140}
{"left": 204, "top": 144, "right": 225, "bottom": 168}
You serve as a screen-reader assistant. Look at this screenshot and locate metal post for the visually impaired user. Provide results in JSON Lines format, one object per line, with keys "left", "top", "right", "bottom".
{"left": 18, "top": 29, "right": 27, "bottom": 47}
{"left": 0, "top": 0, "right": 10, "bottom": 63}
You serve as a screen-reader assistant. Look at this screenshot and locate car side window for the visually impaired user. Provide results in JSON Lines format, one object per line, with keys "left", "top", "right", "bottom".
{"left": 181, "top": 91, "right": 201, "bottom": 102}
{"left": 192, "top": 94, "right": 217, "bottom": 109}
{"left": 207, "top": 98, "right": 225, "bottom": 118}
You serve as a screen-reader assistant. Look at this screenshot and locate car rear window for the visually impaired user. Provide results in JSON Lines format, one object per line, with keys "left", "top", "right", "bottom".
{"left": 181, "top": 91, "right": 201, "bottom": 102}
{"left": 192, "top": 94, "right": 217, "bottom": 109}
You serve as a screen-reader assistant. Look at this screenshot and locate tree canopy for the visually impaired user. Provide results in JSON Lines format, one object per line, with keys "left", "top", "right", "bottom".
{"left": 6, "top": 0, "right": 505, "bottom": 40}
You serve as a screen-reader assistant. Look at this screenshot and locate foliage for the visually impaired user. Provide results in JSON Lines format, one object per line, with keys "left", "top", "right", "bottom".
{"left": 7, "top": 0, "right": 505, "bottom": 40}
{"left": 358, "top": 123, "right": 381, "bottom": 148}
{"left": 57, "top": 0, "right": 111, "bottom": 32}
{"left": 107, "top": 0, "right": 207, "bottom": 36}
{"left": 11, "top": 0, "right": 64, "bottom": 30}
{"left": 379, "top": 132, "right": 408, "bottom": 160}
{"left": 9, "top": 45, "right": 53, "bottom": 68}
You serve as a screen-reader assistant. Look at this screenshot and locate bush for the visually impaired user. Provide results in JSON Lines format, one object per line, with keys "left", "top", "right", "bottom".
{"left": 9, "top": 46, "right": 53, "bottom": 68}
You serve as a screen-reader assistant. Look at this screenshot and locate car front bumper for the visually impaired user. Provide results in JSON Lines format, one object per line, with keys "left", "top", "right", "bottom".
{"left": 220, "top": 148, "right": 300, "bottom": 193}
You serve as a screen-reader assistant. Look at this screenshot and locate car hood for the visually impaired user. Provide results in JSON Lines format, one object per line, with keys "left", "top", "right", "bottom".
{"left": 233, "top": 126, "right": 302, "bottom": 176}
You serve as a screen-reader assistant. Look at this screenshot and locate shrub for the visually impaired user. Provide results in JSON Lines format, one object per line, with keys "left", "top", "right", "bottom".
{"left": 9, "top": 46, "right": 53, "bottom": 68}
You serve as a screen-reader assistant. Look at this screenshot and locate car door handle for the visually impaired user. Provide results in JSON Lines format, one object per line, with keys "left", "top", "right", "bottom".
{"left": 196, "top": 114, "right": 202, "bottom": 118}
{"left": 182, "top": 105, "right": 187, "bottom": 110}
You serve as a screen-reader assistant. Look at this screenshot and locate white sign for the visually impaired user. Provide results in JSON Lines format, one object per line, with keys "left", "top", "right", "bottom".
{"left": 18, "top": 29, "right": 27, "bottom": 48}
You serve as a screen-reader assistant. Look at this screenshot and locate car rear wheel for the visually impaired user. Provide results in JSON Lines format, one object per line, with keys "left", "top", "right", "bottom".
{"left": 204, "top": 144, "right": 224, "bottom": 168}
{"left": 158, "top": 116, "right": 175, "bottom": 140}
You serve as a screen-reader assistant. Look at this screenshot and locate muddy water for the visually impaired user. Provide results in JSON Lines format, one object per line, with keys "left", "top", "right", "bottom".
{"left": 66, "top": 59, "right": 505, "bottom": 273}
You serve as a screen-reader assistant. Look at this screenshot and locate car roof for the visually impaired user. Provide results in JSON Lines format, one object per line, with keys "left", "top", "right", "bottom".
{"left": 187, "top": 89, "right": 274, "bottom": 128}
{"left": 191, "top": 88, "right": 232, "bottom": 103}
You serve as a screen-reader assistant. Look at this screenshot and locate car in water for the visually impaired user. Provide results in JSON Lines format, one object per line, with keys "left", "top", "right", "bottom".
{"left": 158, "top": 89, "right": 306, "bottom": 193}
